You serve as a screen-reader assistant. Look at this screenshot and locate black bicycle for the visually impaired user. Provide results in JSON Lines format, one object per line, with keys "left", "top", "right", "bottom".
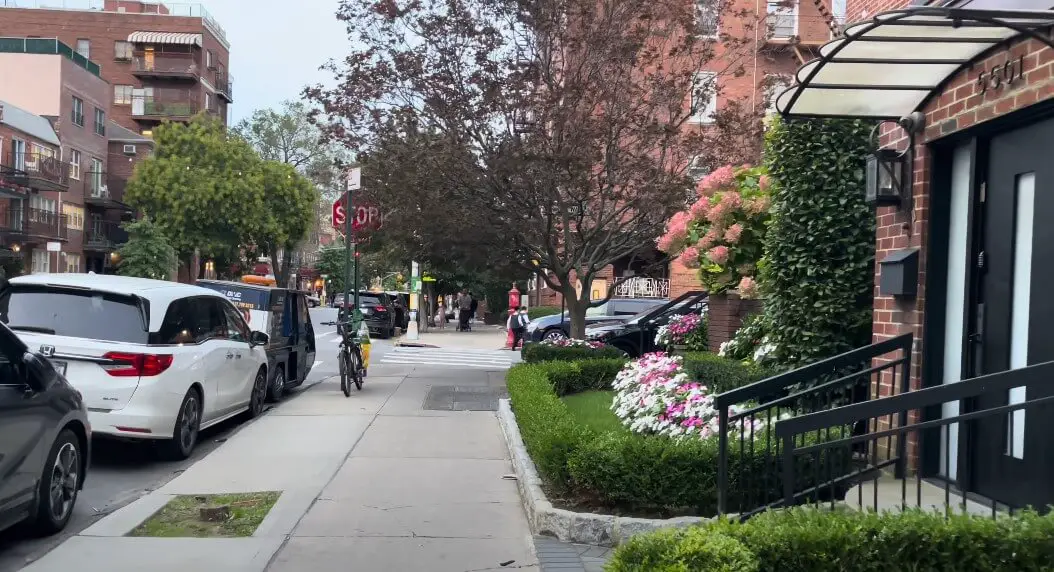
{"left": 321, "top": 318, "right": 365, "bottom": 396}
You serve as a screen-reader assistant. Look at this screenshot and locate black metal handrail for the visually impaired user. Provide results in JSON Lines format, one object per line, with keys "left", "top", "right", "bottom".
{"left": 776, "top": 360, "right": 1054, "bottom": 516}
{"left": 715, "top": 333, "right": 913, "bottom": 516}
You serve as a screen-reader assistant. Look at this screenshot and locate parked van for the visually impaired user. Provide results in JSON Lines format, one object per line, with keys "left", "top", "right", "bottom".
{"left": 196, "top": 280, "right": 317, "bottom": 401}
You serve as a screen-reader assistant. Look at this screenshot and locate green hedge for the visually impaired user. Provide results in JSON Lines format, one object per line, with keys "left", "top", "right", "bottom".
{"left": 521, "top": 342, "right": 627, "bottom": 363}
{"left": 680, "top": 352, "right": 776, "bottom": 395}
{"left": 608, "top": 508, "right": 1054, "bottom": 571}
{"left": 527, "top": 306, "right": 562, "bottom": 320}
{"left": 508, "top": 361, "right": 845, "bottom": 516}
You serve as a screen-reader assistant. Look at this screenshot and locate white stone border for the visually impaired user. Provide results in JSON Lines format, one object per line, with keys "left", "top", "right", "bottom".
{"left": 498, "top": 398, "right": 715, "bottom": 547}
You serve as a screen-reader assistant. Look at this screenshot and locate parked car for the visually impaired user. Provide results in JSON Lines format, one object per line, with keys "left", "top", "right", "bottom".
{"left": 332, "top": 293, "right": 344, "bottom": 308}
{"left": 0, "top": 288, "right": 90, "bottom": 536}
{"left": 0, "top": 274, "right": 271, "bottom": 460}
{"left": 197, "top": 281, "right": 317, "bottom": 401}
{"left": 338, "top": 291, "right": 397, "bottom": 338}
{"left": 527, "top": 297, "right": 668, "bottom": 343}
{"left": 585, "top": 291, "right": 708, "bottom": 357}
{"left": 387, "top": 291, "right": 411, "bottom": 329}
{"left": 306, "top": 294, "right": 321, "bottom": 308}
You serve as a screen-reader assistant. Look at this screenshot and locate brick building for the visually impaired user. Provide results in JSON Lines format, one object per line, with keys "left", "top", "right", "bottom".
{"left": 776, "top": 0, "right": 1054, "bottom": 513}
{"left": 0, "top": 99, "right": 68, "bottom": 275}
{"left": 0, "top": 0, "right": 232, "bottom": 134}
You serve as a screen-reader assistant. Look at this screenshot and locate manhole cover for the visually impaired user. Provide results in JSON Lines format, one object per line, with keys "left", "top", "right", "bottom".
{"left": 422, "top": 385, "right": 507, "bottom": 411}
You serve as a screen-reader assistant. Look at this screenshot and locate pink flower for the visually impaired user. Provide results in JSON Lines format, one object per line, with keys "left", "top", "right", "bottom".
{"left": 708, "top": 245, "right": 730, "bottom": 265}
{"left": 678, "top": 247, "right": 701, "bottom": 269}
{"left": 719, "top": 191, "right": 742, "bottom": 210}
{"left": 657, "top": 211, "right": 692, "bottom": 253}
{"left": 738, "top": 276, "right": 759, "bottom": 298}
{"left": 724, "top": 223, "right": 744, "bottom": 243}
{"left": 689, "top": 198, "right": 710, "bottom": 220}
{"left": 758, "top": 174, "right": 771, "bottom": 191}
{"left": 706, "top": 200, "right": 728, "bottom": 224}
{"left": 747, "top": 196, "right": 771, "bottom": 215}
{"left": 698, "top": 165, "right": 736, "bottom": 195}
{"left": 697, "top": 228, "right": 719, "bottom": 250}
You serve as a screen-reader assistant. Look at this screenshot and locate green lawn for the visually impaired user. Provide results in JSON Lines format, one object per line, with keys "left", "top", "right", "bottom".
{"left": 128, "top": 492, "right": 281, "bottom": 538}
{"left": 561, "top": 390, "right": 626, "bottom": 434}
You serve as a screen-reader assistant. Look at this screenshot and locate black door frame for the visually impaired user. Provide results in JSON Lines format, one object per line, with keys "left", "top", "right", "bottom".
{"left": 919, "top": 99, "right": 1054, "bottom": 500}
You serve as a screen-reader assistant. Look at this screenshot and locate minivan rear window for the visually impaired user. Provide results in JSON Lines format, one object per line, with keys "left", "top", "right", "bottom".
{"left": 0, "top": 286, "right": 149, "bottom": 344}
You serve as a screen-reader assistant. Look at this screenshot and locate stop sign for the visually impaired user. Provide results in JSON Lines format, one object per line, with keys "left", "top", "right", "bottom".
{"left": 332, "top": 193, "right": 383, "bottom": 231}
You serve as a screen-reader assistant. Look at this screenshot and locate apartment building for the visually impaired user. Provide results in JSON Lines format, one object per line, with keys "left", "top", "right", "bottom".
{"left": 0, "top": 0, "right": 233, "bottom": 135}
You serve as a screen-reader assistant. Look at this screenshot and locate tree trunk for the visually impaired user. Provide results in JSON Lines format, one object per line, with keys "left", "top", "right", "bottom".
{"left": 272, "top": 245, "right": 294, "bottom": 289}
{"left": 564, "top": 285, "right": 588, "bottom": 339}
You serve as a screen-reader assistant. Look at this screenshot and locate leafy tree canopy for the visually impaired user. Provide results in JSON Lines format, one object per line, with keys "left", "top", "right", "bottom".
{"left": 117, "top": 217, "right": 178, "bottom": 280}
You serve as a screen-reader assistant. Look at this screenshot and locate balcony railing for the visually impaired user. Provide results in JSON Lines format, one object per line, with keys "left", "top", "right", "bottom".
{"left": 132, "top": 96, "right": 201, "bottom": 120}
{"left": 0, "top": 36, "right": 101, "bottom": 76}
{"left": 715, "top": 334, "right": 914, "bottom": 518}
{"left": 613, "top": 277, "right": 670, "bottom": 299}
{"left": 215, "top": 73, "right": 233, "bottom": 102}
{"left": 132, "top": 55, "right": 200, "bottom": 78}
{"left": 24, "top": 207, "right": 67, "bottom": 240}
{"left": 1, "top": 151, "right": 71, "bottom": 191}
{"left": 0, "top": 201, "right": 24, "bottom": 233}
{"left": 84, "top": 220, "right": 127, "bottom": 251}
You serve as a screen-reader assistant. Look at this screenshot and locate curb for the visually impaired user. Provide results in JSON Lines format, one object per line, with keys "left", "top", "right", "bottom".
{"left": 497, "top": 399, "right": 714, "bottom": 547}
{"left": 393, "top": 341, "right": 440, "bottom": 348}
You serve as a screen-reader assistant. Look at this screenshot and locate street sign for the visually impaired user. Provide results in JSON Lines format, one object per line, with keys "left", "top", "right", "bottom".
{"left": 410, "top": 276, "right": 422, "bottom": 293}
{"left": 422, "top": 276, "right": 436, "bottom": 282}
{"left": 332, "top": 193, "right": 383, "bottom": 232}
{"left": 346, "top": 167, "right": 361, "bottom": 191}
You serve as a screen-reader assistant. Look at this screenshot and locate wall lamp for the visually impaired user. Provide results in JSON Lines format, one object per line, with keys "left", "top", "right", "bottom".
{"left": 865, "top": 111, "right": 926, "bottom": 209}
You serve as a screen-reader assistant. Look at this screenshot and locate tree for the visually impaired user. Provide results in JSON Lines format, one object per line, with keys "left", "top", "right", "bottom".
{"left": 117, "top": 217, "right": 178, "bottom": 280}
{"left": 316, "top": 245, "right": 349, "bottom": 295}
{"left": 250, "top": 161, "right": 319, "bottom": 287}
{"left": 307, "top": 0, "right": 763, "bottom": 337}
{"left": 124, "top": 116, "right": 268, "bottom": 273}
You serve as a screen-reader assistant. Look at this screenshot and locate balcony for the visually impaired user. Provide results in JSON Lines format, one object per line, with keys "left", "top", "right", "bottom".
{"left": 84, "top": 220, "right": 128, "bottom": 252}
{"left": 215, "top": 72, "right": 233, "bottom": 103}
{"left": 82, "top": 173, "right": 133, "bottom": 211}
{"left": 0, "top": 203, "right": 68, "bottom": 242}
{"left": 0, "top": 151, "right": 71, "bottom": 192}
{"left": 132, "top": 96, "right": 201, "bottom": 121}
{"left": 0, "top": 36, "right": 101, "bottom": 77}
{"left": 132, "top": 55, "right": 201, "bottom": 80}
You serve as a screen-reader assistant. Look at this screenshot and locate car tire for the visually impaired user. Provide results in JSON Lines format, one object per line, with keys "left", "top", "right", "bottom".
{"left": 162, "top": 388, "right": 202, "bottom": 460}
{"left": 268, "top": 366, "right": 286, "bottom": 403}
{"left": 29, "top": 429, "right": 81, "bottom": 536}
{"left": 543, "top": 328, "right": 567, "bottom": 342}
{"left": 248, "top": 367, "right": 268, "bottom": 418}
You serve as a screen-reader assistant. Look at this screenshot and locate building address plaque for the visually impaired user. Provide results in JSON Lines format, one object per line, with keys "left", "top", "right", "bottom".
{"left": 977, "top": 55, "right": 1025, "bottom": 96}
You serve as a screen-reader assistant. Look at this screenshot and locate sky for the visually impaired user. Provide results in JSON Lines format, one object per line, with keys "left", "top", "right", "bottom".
{"left": 200, "top": 0, "right": 347, "bottom": 124}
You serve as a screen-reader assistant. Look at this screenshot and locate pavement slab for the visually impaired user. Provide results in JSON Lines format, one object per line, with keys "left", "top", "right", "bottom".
{"left": 268, "top": 536, "right": 536, "bottom": 572}
{"left": 22, "top": 536, "right": 285, "bottom": 572}
{"left": 349, "top": 413, "right": 509, "bottom": 459}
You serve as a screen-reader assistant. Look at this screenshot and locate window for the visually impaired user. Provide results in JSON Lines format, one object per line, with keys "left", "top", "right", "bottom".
{"left": 114, "top": 85, "right": 133, "bottom": 105}
{"left": 767, "top": 1, "right": 797, "bottom": 39}
{"left": 90, "top": 158, "right": 105, "bottom": 196}
{"left": 12, "top": 139, "right": 25, "bottom": 170}
{"left": 114, "top": 40, "right": 133, "bottom": 61}
{"left": 0, "top": 286, "right": 150, "bottom": 343}
{"left": 690, "top": 72, "right": 718, "bottom": 124}
{"left": 696, "top": 0, "right": 719, "bottom": 38}
{"left": 206, "top": 49, "right": 214, "bottom": 69}
{"left": 31, "top": 195, "right": 57, "bottom": 213}
{"left": 76, "top": 39, "right": 90, "bottom": 59}
{"left": 94, "top": 108, "right": 106, "bottom": 136}
{"left": 765, "top": 75, "right": 793, "bottom": 115}
{"left": 71, "top": 97, "right": 84, "bottom": 127}
{"left": 69, "top": 149, "right": 81, "bottom": 180}
{"left": 64, "top": 253, "right": 82, "bottom": 273}
{"left": 63, "top": 204, "right": 84, "bottom": 231}
{"left": 221, "top": 301, "right": 249, "bottom": 343}
{"left": 205, "top": 92, "right": 212, "bottom": 112}
{"left": 31, "top": 251, "right": 51, "bottom": 274}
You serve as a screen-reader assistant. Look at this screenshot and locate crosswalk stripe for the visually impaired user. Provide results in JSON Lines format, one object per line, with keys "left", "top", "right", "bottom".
{"left": 378, "top": 347, "right": 520, "bottom": 369}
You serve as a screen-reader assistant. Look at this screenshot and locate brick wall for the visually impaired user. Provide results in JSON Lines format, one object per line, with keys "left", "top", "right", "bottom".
{"left": 844, "top": 0, "right": 912, "bottom": 23}
{"left": 707, "top": 292, "right": 763, "bottom": 352}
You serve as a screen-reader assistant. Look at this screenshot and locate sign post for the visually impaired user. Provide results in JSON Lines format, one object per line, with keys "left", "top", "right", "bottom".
{"left": 344, "top": 168, "right": 360, "bottom": 315}
{"left": 406, "top": 261, "right": 421, "bottom": 341}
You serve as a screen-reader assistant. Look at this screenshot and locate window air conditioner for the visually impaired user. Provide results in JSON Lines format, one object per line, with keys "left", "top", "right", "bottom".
{"left": 123, "top": 144, "right": 137, "bottom": 155}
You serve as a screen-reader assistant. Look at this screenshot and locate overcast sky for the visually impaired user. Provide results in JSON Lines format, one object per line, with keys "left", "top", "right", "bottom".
{"left": 202, "top": 0, "right": 346, "bottom": 124}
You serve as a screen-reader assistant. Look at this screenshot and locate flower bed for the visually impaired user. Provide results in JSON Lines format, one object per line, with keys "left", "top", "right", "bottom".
{"left": 654, "top": 312, "right": 708, "bottom": 351}
{"left": 506, "top": 355, "right": 835, "bottom": 517}
{"left": 607, "top": 508, "right": 1054, "bottom": 571}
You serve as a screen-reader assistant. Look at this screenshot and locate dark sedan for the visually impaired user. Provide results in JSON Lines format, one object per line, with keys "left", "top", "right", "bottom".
{"left": 340, "top": 292, "right": 397, "bottom": 338}
{"left": 526, "top": 297, "right": 667, "bottom": 343}
{"left": 585, "top": 291, "right": 708, "bottom": 357}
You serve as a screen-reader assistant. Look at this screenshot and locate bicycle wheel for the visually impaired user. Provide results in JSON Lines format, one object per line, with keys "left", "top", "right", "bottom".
{"left": 350, "top": 346, "right": 364, "bottom": 391}
{"left": 338, "top": 350, "right": 351, "bottom": 397}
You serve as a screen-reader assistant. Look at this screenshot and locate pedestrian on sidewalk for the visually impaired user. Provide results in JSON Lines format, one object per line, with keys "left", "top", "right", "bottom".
{"left": 436, "top": 295, "right": 447, "bottom": 329}
{"left": 458, "top": 290, "right": 473, "bottom": 332}
{"left": 508, "top": 306, "right": 529, "bottom": 350}
{"left": 469, "top": 293, "right": 479, "bottom": 325}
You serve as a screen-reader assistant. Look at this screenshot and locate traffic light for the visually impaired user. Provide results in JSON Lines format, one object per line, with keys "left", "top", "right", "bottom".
{"left": 354, "top": 251, "right": 361, "bottom": 258}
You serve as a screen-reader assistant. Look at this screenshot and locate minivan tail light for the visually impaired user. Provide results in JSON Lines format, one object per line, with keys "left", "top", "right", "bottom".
{"left": 102, "top": 352, "right": 174, "bottom": 377}
{"left": 374, "top": 305, "right": 387, "bottom": 312}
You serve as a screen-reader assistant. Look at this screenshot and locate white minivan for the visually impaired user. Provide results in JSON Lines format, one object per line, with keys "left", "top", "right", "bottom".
{"left": 0, "top": 274, "right": 271, "bottom": 459}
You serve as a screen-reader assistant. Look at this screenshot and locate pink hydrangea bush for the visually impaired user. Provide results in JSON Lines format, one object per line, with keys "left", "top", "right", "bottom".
{"left": 658, "top": 164, "right": 772, "bottom": 297}
{"left": 611, "top": 353, "right": 766, "bottom": 439}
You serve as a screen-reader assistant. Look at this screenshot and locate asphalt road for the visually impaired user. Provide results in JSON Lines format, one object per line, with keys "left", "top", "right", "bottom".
{"left": 0, "top": 307, "right": 396, "bottom": 572}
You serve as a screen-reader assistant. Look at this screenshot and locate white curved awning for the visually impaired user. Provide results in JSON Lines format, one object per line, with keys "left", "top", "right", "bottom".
{"left": 776, "top": 7, "right": 1054, "bottom": 120}
{"left": 127, "top": 31, "right": 203, "bottom": 46}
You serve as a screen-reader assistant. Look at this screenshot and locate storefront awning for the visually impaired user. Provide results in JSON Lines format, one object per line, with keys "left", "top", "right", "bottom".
{"left": 777, "top": 8, "right": 1054, "bottom": 120}
{"left": 127, "top": 31, "right": 203, "bottom": 47}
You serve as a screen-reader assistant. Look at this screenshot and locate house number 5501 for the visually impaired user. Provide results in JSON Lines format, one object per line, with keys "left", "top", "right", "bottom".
{"left": 978, "top": 55, "right": 1025, "bottom": 95}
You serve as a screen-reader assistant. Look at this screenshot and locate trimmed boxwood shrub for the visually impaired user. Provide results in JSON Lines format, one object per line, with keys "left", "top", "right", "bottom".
{"left": 521, "top": 342, "right": 627, "bottom": 363}
{"left": 507, "top": 361, "right": 846, "bottom": 516}
{"left": 680, "top": 351, "right": 777, "bottom": 395}
{"left": 527, "top": 306, "right": 562, "bottom": 320}
{"left": 608, "top": 508, "right": 1054, "bottom": 572}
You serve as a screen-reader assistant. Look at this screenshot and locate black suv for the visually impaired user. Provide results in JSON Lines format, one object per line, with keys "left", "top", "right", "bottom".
{"left": 584, "top": 291, "right": 708, "bottom": 357}
{"left": 339, "top": 291, "right": 397, "bottom": 338}
{"left": 0, "top": 287, "right": 90, "bottom": 536}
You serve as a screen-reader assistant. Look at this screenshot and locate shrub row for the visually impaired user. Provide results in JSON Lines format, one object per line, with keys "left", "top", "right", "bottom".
{"left": 520, "top": 342, "right": 627, "bottom": 363}
{"left": 680, "top": 351, "right": 777, "bottom": 395}
{"left": 608, "top": 508, "right": 1054, "bottom": 571}
{"left": 527, "top": 306, "right": 562, "bottom": 320}
{"left": 507, "top": 360, "right": 844, "bottom": 516}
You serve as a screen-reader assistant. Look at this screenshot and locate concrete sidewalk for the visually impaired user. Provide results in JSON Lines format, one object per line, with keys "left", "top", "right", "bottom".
{"left": 25, "top": 365, "right": 536, "bottom": 571}
{"left": 398, "top": 322, "right": 511, "bottom": 351}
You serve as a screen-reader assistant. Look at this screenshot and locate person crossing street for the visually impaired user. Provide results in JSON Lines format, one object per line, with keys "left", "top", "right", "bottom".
{"left": 508, "top": 306, "right": 529, "bottom": 350}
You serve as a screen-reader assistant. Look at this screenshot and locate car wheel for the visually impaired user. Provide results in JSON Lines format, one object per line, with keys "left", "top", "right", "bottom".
{"left": 248, "top": 368, "right": 268, "bottom": 418}
{"left": 29, "top": 429, "right": 81, "bottom": 536}
{"left": 268, "top": 367, "right": 286, "bottom": 403}
{"left": 163, "top": 388, "right": 202, "bottom": 460}
{"left": 543, "top": 328, "right": 568, "bottom": 342}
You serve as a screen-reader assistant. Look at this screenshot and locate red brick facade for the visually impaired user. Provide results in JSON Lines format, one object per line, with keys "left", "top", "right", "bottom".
{"left": 707, "top": 292, "right": 763, "bottom": 352}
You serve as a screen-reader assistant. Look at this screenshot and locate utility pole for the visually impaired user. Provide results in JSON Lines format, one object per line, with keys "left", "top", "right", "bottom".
{"left": 406, "top": 260, "right": 421, "bottom": 340}
{"left": 344, "top": 167, "right": 361, "bottom": 314}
